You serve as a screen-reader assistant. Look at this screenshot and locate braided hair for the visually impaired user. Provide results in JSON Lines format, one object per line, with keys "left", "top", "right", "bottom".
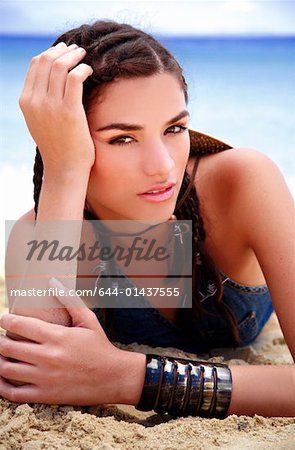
{"left": 32, "top": 20, "right": 240, "bottom": 345}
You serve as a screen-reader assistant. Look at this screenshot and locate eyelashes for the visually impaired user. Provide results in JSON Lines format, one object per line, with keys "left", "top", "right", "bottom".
{"left": 166, "top": 124, "right": 188, "bottom": 136}
{"left": 110, "top": 136, "right": 134, "bottom": 146}
{"left": 108, "top": 125, "right": 188, "bottom": 147}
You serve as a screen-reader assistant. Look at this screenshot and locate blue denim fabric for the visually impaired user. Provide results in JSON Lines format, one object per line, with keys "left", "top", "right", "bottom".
{"left": 93, "top": 268, "right": 274, "bottom": 354}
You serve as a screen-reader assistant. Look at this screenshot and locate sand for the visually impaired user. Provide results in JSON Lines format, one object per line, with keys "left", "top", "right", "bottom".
{"left": 0, "top": 287, "right": 294, "bottom": 450}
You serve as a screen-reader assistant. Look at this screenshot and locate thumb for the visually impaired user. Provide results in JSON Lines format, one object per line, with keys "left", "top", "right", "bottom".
{"left": 48, "top": 277, "right": 101, "bottom": 331}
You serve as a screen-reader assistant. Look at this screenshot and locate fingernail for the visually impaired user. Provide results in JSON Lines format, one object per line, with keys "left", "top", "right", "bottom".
{"left": 55, "top": 42, "right": 66, "bottom": 48}
{"left": 0, "top": 313, "right": 9, "bottom": 327}
{"left": 77, "top": 47, "right": 86, "bottom": 53}
{"left": 49, "top": 277, "right": 65, "bottom": 289}
{"left": 0, "top": 312, "right": 7, "bottom": 321}
{"left": 68, "top": 43, "right": 78, "bottom": 49}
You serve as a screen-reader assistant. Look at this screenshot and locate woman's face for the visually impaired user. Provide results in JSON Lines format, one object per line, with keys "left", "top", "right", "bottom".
{"left": 86, "top": 73, "right": 190, "bottom": 221}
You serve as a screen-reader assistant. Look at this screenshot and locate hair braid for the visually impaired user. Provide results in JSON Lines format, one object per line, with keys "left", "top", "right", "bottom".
{"left": 33, "top": 146, "right": 43, "bottom": 218}
{"left": 174, "top": 151, "right": 240, "bottom": 345}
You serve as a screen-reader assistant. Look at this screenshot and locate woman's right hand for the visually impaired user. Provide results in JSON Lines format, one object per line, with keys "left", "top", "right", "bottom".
{"left": 0, "top": 279, "right": 146, "bottom": 406}
{"left": 19, "top": 42, "right": 95, "bottom": 174}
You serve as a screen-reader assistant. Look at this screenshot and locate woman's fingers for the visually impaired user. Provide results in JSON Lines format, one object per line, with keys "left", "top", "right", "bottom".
{"left": 32, "top": 43, "right": 79, "bottom": 95}
{"left": 18, "top": 41, "right": 95, "bottom": 170}
{"left": 20, "top": 42, "right": 93, "bottom": 110}
{"left": 20, "top": 42, "right": 68, "bottom": 99}
{"left": 0, "top": 355, "right": 37, "bottom": 384}
{"left": 0, "top": 335, "right": 43, "bottom": 364}
{"left": 20, "top": 56, "right": 39, "bottom": 101}
{"left": 47, "top": 45, "right": 88, "bottom": 99}
{"left": 20, "top": 42, "right": 89, "bottom": 102}
{"left": 0, "top": 376, "right": 39, "bottom": 404}
{"left": 0, "top": 313, "right": 59, "bottom": 344}
{"left": 64, "top": 63, "right": 93, "bottom": 106}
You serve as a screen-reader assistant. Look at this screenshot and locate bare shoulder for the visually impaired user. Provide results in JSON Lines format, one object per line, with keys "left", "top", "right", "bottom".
{"left": 190, "top": 147, "right": 282, "bottom": 188}
{"left": 186, "top": 148, "right": 293, "bottom": 284}
{"left": 188, "top": 147, "right": 290, "bottom": 213}
{"left": 18, "top": 208, "right": 36, "bottom": 221}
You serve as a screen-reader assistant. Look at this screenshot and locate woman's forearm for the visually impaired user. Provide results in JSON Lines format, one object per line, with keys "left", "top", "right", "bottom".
{"left": 33, "top": 166, "right": 92, "bottom": 288}
{"left": 228, "top": 364, "right": 295, "bottom": 417}
{"left": 8, "top": 167, "right": 91, "bottom": 324}
{"left": 124, "top": 353, "right": 295, "bottom": 417}
{"left": 37, "top": 167, "right": 91, "bottom": 220}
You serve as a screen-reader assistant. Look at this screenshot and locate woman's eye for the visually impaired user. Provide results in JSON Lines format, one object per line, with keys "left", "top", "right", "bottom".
{"left": 108, "top": 125, "right": 187, "bottom": 146}
{"left": 166, "top": 125, "right": 188, "bottom": 134}
{"left": 109, "top": 136, "right": 134, "bottom": 146}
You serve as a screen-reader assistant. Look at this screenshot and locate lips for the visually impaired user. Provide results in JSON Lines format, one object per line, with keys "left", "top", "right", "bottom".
{"left": 139, "top": 182, "right": 176, "bottom": 195}
{"left": 137, "top": 184, "right": 176, "bottom": 203}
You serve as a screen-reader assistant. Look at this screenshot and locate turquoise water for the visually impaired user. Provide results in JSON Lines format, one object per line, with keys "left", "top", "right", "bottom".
{"left": 0, "top": 35, "right": 294, "bottom": 178}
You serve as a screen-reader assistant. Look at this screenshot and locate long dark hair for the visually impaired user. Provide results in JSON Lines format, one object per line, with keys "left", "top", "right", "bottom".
{"left": 32, "top": 20, "right": 240, "bottom": 345}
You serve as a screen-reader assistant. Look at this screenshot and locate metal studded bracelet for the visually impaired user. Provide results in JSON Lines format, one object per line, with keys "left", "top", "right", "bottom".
{"left": 135, "top": 354, "right": 232, "bottom": 418}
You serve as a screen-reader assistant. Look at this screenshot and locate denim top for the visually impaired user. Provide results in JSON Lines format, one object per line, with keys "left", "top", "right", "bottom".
{"left": 93, "top": 264, "right": 273, "bottom": 354}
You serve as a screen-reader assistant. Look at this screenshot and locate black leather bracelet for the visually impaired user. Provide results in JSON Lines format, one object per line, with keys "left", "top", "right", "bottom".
{"left": 136, "top": 354, "right": 232, "bottom": 419}
{"left": 135, "top": 355, "right": 165, "bottom": 411}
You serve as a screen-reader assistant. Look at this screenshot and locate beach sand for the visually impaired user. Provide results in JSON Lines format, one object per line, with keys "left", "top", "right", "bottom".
{"left": 0, "top": 295, "right": 294, "bottom": 450}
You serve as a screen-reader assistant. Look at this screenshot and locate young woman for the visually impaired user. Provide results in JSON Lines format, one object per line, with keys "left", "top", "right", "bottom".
{"left": 1, "top": 21, "right": 294, "bottom": 417}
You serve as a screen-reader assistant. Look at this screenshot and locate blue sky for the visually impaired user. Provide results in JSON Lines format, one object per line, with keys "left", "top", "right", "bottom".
{"left": 0, "top": 0, "right": 294, "bottom": 36}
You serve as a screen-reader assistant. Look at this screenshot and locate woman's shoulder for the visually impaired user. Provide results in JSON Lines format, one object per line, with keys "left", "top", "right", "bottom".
{"left": 186, "top": 146, "right": 287, "bottom": 246}
{"left": 190, "top": 146, "right": 276, "bottom": 182}
{"left": 18, "top": 208, "right": 35, "bottom": 221}
{"left": 188, "top": 147, "right": 281, "bottom": 207}
{"left": 186, "top": 147, "right": 290, "bottom": 284}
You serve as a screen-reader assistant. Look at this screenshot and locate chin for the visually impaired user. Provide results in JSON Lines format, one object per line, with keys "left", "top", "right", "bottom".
{"left": 138, "top": 213, "right": 174, "bottom": 224}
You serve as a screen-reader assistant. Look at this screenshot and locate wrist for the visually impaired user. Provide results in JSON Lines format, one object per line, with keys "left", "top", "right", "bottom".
{"left": 37, "top": 167, "right": 91, "bottom": 220}
{"left": 114, "top": 349, "right": 146, "bottom": 406}
{"left": 43, "top": 164, "right": 92, "bottom": 182}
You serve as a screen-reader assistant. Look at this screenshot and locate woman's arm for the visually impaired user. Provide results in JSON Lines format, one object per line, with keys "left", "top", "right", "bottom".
{"left": 224, "top": 148, "right": 295, "bottom": 359}
{"left": 228, "top": 365, "right": 295, "bottom": 416}
{"left": 18, "top": 42, "right": 95, "bottom": 220}
{"left": 20, "top": 43, "right": 94, "bottom": 221}
{"left": 6, "top": 43, "right": 95, "bottom": 325}
{"left": 0, "top": 283, "right": 146, "bottom": 406}
{"left": 19, "top": 42, "right": 95, "bottom": 221}
{"left": 212, "top": 148, "right": 295, "bottom": 416}
{"left": 1, "top": 306, "right": 294, "bottom": 416}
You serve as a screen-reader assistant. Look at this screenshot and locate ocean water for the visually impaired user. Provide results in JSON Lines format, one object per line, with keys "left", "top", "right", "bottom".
{"left": 1, "top": 35, "right": 294, "bottom": 169}
{"left": 0, "top": 35, "right": 294, "bottom": 271}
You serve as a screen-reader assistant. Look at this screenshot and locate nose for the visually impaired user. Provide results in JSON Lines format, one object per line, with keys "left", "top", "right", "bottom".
{"left": 142, "top": 139, "right": 175, "bottom": 178}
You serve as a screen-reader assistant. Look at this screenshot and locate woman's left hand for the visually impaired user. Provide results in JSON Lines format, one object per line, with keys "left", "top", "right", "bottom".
{"left": 0, "top": 283, "right": 128, "bottom": 405}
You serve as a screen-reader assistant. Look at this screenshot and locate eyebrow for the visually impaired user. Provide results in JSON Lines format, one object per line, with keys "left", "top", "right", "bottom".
{"left": 96, "top": 110, "right": 190, "bottom": 132}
